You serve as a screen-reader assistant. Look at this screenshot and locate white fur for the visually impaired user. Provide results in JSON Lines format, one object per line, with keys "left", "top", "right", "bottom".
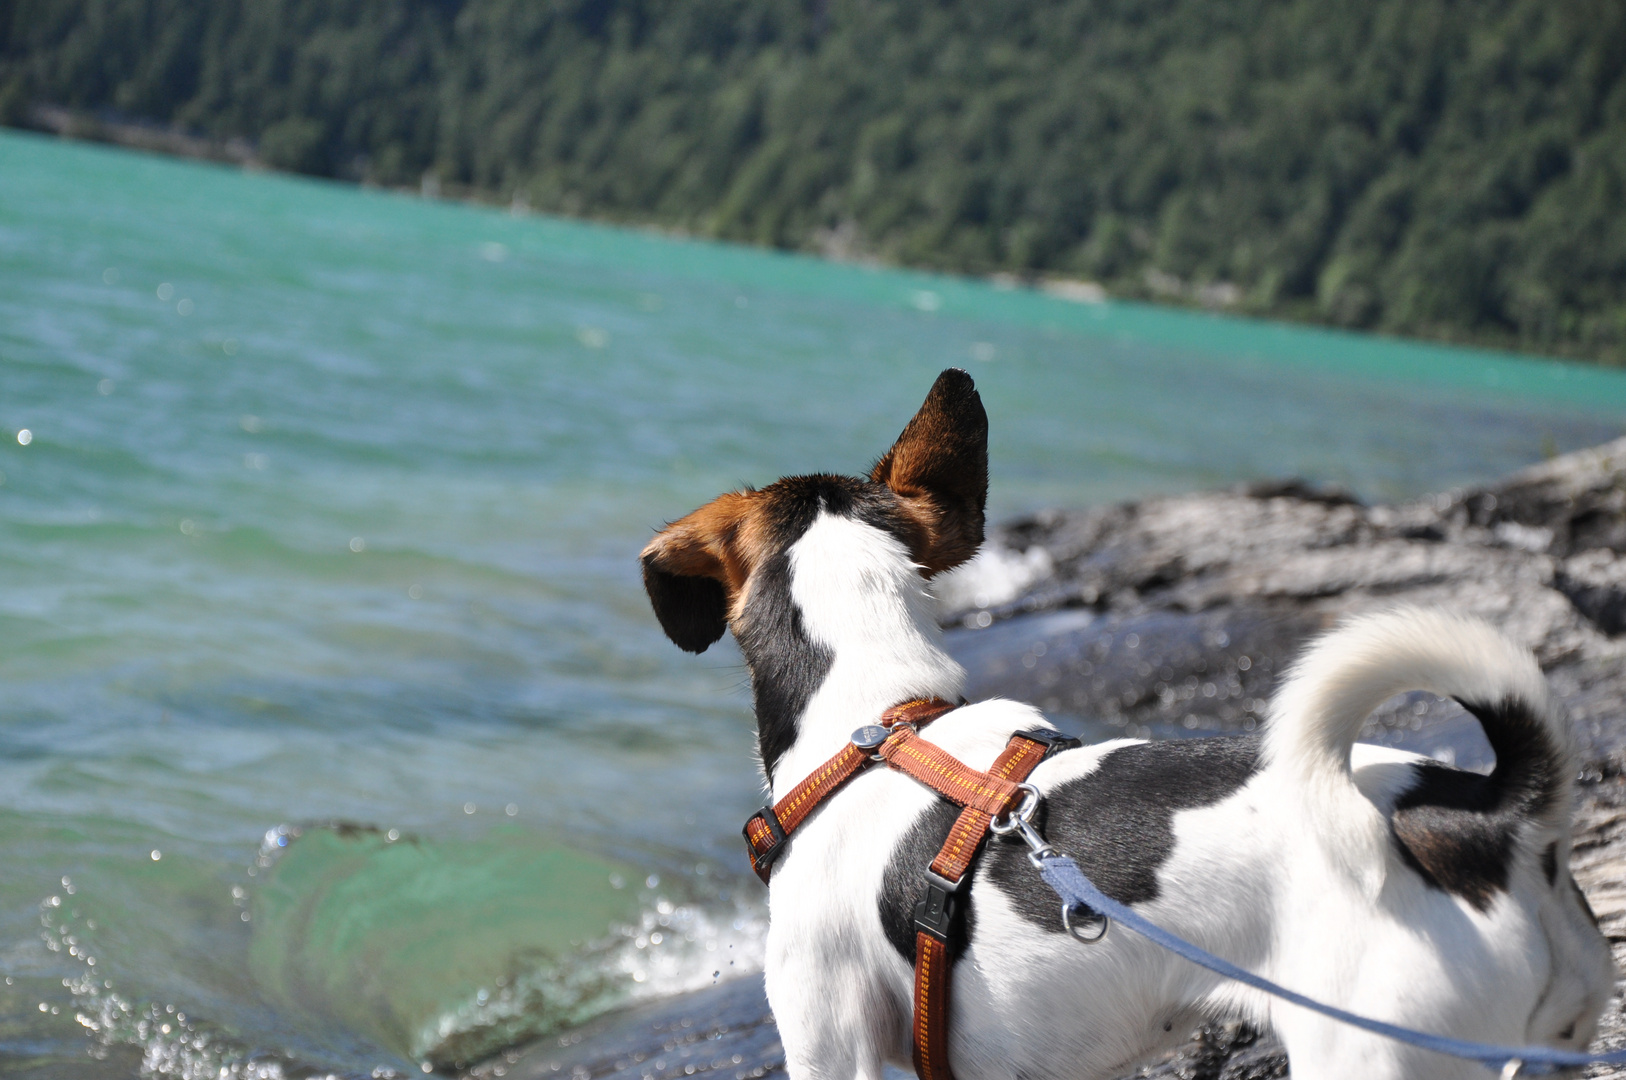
{"left": 756, "top": 515, "right": 1613, "bottom": 1079}
{"left": 772, "top": 514, "right": 967, "bottom": 797}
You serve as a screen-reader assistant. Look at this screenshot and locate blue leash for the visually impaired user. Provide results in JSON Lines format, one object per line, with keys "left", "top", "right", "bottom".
{"left": 1035, "top": 852, "right": 1626, "bottom": 1076}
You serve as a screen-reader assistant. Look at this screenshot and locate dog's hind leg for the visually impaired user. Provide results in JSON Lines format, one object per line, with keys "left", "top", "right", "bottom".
{"left": 1275, "top": 1025, "right": 1486, "bottom": 1080}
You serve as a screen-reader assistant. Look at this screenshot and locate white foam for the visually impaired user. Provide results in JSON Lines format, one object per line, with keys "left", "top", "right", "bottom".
{"left": 930, "top": 543, "right": 1053, "bottom": 617}
{"left": 615, "top": 893, "right": 769, "bottom": 998}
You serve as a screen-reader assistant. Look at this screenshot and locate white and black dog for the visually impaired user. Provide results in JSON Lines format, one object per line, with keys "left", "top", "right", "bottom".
{"left": 641, "top": 369, "right": 1613, "bottom": 1079}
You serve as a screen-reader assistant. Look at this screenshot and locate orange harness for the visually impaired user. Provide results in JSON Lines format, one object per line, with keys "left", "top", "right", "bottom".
{"left": 742, "top": 699, "right": 1077, "bottom": 1080}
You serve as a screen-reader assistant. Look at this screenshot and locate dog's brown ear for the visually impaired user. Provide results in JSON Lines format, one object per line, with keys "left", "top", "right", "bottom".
{"left": 870, "top": 368, "right": 988, "bottom": 575}
{"left": 640, "top": 492, "right": 756, "bottom": 653}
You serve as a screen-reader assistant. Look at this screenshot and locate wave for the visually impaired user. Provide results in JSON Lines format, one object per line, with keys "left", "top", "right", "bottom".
{"left": 40, "top": 824, "right": 768, "bottom": 1077}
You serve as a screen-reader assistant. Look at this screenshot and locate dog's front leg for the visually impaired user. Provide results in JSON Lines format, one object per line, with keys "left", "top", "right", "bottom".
{"left": 772, "top": 987, "right": 889, "bottom": 1080}
{"left": 766, "top": 927, "right": 896, "bottom": 1080}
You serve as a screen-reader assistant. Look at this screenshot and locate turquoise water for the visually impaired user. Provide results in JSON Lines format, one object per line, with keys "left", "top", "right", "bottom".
{"left": 2, "top": 127, "right": 1624, "bottom": 1078}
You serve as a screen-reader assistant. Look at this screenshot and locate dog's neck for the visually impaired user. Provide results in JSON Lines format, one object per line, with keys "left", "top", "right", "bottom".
{"left": 737, "top": 512, "right": 966, "bottom": 795}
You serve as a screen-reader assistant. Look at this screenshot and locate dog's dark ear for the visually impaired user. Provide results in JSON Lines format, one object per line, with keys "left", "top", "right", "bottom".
{"left": 640, "top": 491, "right": 756, "bottom": 653}
{"left": 642, "top": 563, "right": 729, "bottom": 654}
{"left": 870, "top": 368, "right": 988, "bottom": 575}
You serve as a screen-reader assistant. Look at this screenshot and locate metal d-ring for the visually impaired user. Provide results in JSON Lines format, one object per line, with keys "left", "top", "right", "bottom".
{"left": 1499, "top": 1060, "right": 1522, "bottom": 1080}
{"left": 1061, "top": 901, "right": 1110, "bottom": 944}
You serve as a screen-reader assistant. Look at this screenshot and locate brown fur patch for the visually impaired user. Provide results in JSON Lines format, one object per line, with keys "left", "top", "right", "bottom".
{"left": 642, "top": 491, "right": 757, "bottom": 590}
{"left": 870, "top": 369, "right": 988, "bottom": 575}
{"left": 641, "top": 490, "right": 769, "bottom": 652}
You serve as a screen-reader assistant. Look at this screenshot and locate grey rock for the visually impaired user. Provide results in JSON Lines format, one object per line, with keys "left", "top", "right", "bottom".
{"left": 470, "top": 977, "right": 785, "bottom": 1080}
{"left": 943, "top": 435, "right": 1626, "bottom": 772}
{"left": 1559, "top": 550, "right": 1626, "bottom": 637}
{"left": 1570, "top": 776, "right": 1626, "bottom": 1079}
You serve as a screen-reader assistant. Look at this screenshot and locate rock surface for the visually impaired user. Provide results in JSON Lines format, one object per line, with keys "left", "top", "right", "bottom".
{"left": 475, "top": 438, "right": 1626, "bottom": 1080}
{"left": 944, "top": 438, "right": 1626, "bottom": 769}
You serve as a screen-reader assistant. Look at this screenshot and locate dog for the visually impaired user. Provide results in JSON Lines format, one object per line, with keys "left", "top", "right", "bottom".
{"left": 639, "top": 369, "right": 1613, "bottom": 1079}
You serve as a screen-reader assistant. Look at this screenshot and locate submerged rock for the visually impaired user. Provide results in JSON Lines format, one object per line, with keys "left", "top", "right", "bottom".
{"left": 470, "top": 976, "right": 784, "bottom": 1080}
{"left": 474, "top": 438, "right": 1626, "bottom": 1080}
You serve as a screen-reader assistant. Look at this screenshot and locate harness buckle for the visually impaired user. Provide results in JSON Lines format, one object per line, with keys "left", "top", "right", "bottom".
{"left": 742, "top": 806, "right": 788, "bottom": 883}
{"left": 913, "top": 869, "right": 966, "bottom": 941}
{"left": 1015, "top": 727, "right": 1082, "bottom": 760}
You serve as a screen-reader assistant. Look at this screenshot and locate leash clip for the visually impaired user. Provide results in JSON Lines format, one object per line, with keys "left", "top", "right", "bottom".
{"left": 989, "top": 783, "right": 1052, "bottom": 866}
{"left": 992, "top": 784, "right": 1111, "bottom": 943}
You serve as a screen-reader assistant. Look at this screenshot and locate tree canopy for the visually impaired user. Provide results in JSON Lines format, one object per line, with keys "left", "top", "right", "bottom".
{"left": 5, "top": 0, "right": 1626, "bottom": 361}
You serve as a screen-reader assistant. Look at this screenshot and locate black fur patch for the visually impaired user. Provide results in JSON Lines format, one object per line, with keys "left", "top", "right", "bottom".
{"left": 641, "top": 559, "right": 729, "bottom": 653}
{"left": 734, "top": 474, "right": 926, "bottom": 781}
{"left": 877, "top": 799, "right": 974, "bottom": 960}
{"left": 736, "top": 545, "right": 834, "bottom": 781}
{"left": 878, "top": 736, "right": 1261, "bottom": 959}
{"left": 1390, "top": 697, "right": 1560, "bottom": 913}
{"left": 1542, "top": 842, "right": 1559, "bottom": 887}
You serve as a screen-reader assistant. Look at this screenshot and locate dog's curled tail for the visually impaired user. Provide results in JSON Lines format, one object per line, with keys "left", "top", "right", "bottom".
{"left": 1266, "top": 608, "right": 1571, "bottom": 820}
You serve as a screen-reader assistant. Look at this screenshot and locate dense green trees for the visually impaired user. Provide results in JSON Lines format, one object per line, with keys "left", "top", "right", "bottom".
{"left": 4, "top": 0, "right": 1625, "bottom": 361}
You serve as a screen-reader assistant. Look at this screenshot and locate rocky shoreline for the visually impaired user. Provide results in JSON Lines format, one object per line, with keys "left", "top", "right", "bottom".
{"left": 475, "top": 438, "right": 1626, "bottom": 1080}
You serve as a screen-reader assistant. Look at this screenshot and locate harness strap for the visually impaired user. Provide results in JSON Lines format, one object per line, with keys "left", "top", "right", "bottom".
{"left": 878, "top": 727, "right": 1027, "bottom": 817}
{"left": 911, "top": 731, "right": 1055, "bottom": 1080}
{"left": 742, "top": 697, "right": 959, "bottom": 883}
{"left": 740, "top": 700, "right": 1077, "bottom": 1080}
{"left": 929, "top": 734, "right": 1050, "bottom": 884}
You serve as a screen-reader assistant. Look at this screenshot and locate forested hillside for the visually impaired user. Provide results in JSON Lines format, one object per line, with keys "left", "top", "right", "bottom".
{"left": 4, "top": 0, "right": 1626, "bottom": 362}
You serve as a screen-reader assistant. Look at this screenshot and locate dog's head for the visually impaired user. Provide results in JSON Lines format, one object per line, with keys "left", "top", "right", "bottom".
{"left": 640, "top": 368, "right": 987, "bottom": 654}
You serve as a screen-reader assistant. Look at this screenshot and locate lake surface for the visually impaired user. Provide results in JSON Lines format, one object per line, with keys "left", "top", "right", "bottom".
{"left": 2, "top": 128, "right": 1624, "bottom": 1079}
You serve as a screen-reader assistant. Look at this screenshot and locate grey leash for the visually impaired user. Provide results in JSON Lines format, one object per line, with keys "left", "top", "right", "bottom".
{"left": 989, "top": 783, "right": 1626, "bottom": 1077}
